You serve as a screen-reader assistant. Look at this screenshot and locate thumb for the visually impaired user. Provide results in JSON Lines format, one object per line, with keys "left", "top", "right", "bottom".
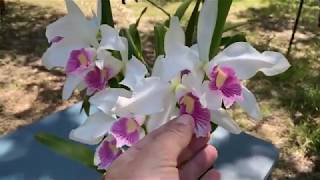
{"left": 147, "top": 114, "right": 195, "bottom": 158}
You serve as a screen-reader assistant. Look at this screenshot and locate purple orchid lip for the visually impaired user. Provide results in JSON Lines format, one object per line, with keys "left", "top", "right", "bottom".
{"left": 95, "top": 135, "right": 122, "bottom": 170}
{"left": 66, "top": 48, "right": 95, "bottom": 75}
{"left": 85, "top": 66, "right": 111, "bottom": 94}
{"left": 50, "top": 36, "right": 64, "bottom": 44}
{"left": 179, "top": 92, "right": 211, "bottom": 137}
{"left": 209, "top": 65, "right": 242, "bottom": 107}
{"left": 111, "top": 117, "right": 141, "bottom": 148}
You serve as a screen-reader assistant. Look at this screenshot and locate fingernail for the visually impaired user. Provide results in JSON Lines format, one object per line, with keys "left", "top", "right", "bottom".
{"left": 177, "top": 114, "right": 194, "bottom": 127}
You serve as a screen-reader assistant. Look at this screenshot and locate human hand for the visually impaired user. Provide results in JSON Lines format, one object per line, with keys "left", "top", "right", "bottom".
{"left": 104, "top": 115, "right": 220, "bottom": 180}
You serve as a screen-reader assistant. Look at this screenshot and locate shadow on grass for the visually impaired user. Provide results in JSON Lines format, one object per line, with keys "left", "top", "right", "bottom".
{"left": 0, "top": 1, "right": 63, "bottom": 63}
{"left": 0, "top": 1, "right": 75, "bottom": 127}
{"left": 237, "top": 0, "right": 320, "bottom": 34}
{"left": 234, "top": 0, "right": 320, "bottom": 178}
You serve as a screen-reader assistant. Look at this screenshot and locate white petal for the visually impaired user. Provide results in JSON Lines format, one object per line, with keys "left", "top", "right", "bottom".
{"left": 65, "top": 0, "right": 84, "bottom": 17}
{"left": 260, "top": 51, "right": 291, "bottom": 76}
{"left": 42, "top": 37, "right": 88, "bottom": 69}
{"left": 181, "top": 72, "right": 203, "bottom": 96}
{"left": 146, "top": 92, "right": 176, "bottom": 132}
{"left": 158, "top": 45, "right": 199, "bottom": 82}
{"left": 165, "top": 16, "right": 185, "bottom": 52}
{"left": 99, "top": 25, "right": 127, "bottom": 53}
{"left": 197, "top": 0, "right": 218, "bottom": 62}
{"left": 62, "top": 75, "right": 83, "bottom": 100}
{"left": 115, "top": 77, "right": 170, "bottom": 116}
{"left": 69, "top": 111, "right": 115, "bottom": 145}
{"left": 165, "top": 16, "right": 185, "bottom": 55}
{"left": 211, "top": 109, "right": 241, "bottom": 134}
{"left": 152, "top": 55, "right": 165, "bottom": 77}
{"left": 89, "top": 88, "right": 131, "bottom": 114}
{"left": 212, "top": 42, "right": 289, "bottom": 80}
{"left": 96, "top": 0, "right": 102, "bottom": 26}
{"left": 201, "top": 81, "right": 222, "bottom": 110}
{"left": 237, "top": 86, "right": 262, "bottom": 120}
{"left": 97, "top": 50, "right": 124, "bottom": 77}
{"left": 121, "top": 56, "right": 148, "bottom": 90}
{"left": 120, "top": 37, "right": 129, "bottom": 62}
{"left": 46, "top": 1, "right": 97, "bottom": 46}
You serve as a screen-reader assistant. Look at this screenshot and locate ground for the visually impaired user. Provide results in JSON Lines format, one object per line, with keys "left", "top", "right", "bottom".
{"left": 0, "top": 0, "right": 319, "bottom": 179}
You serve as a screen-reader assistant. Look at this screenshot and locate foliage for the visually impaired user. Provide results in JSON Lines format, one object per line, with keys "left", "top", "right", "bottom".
{"left": 35, "top": 133, "right": 96, "bottom": 169}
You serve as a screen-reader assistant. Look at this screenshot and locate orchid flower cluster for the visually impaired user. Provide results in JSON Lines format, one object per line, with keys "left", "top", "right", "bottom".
{"left": 42, "top": 0, "right": 290, "bottom": 171}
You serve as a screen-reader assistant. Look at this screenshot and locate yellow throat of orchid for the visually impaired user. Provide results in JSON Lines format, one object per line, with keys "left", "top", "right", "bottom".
{"left": 78, "top": 53, "right": 88, "bottom": 65}
{"left": 126, "top": 119, "right": 138, "bottom": 133}
{"left": 180, "top": 95, "right": 195, "bottom": 114}
{"left": 108, "top": 143, "right": 119, "bottom": 155}
{"left": 216, "top": 67, "right": 228, "bottom": 88}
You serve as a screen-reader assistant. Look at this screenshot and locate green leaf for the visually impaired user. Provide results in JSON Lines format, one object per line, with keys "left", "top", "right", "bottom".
{"left": 135, "top": 7, "right": 148, "bottom": 26}
{"left": 35, "top": 133, "right": 95, "bottom": 170}
{"left": 185, "top": 0, "right": 201, "bottom": 47}
{"left": 223, "top": 21, "right": 247, "bottom": 32}
{"left": 174, "top": 0, "right": 193, "bottom": 20}
{"left": 120, "top": 27, "right": 144, "bottom": 61}
{"left": 154, "top": 24, "right": 167, "bottom": 57}
{"left": 165, "top": 0, "right": 193, "bottom": 26}
{"left": 119, "top": 8, "right": 147, "bottom": 62}
{"left": 220, "top": 33, "right": 246, "bottom": 48}
{"left": 80, "top": 95, "right": 91, "bottom": 116}
{"left": 101, "top": 0, "right": 114, "bottom": 26}
{"left": 209, "top": 0, "right": 233, "bottom": 58}
{"left": 210, "top": 122, "right": 218, "bottom": 132}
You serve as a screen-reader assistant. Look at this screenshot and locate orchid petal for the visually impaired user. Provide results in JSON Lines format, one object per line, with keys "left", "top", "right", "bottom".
{"left": 157, "top": 45, "right": 199, "bottom": 82}
{"left": 96, "top": 0, "right": 102, "bottom": 26}
{"left": 115, "top": 77, "right": 170, "bottom": 116}
{"left": 201, "top": 81, "right": 222, "bottom": 110}
{"left": 62, "top": 74, "right": 83, "bottom": 100}
{"left": 146, "top": 92, "right": 176, "bottom": 132}
{"left": 237, "top": 86, "right": 262, "bottom": 120}
{"left": 89, "top": 88, "right": 131, "bottom": 114}
{"left": 121, "top": 56, "right": 148, "bottom": 90}
{"left": 260, "top": 51, "right": 291, "bottom": 76}
{"left": 69, "top": 111, "right": 115, "bottom": 145}
{"left": 42, "top": 37, "right": 88, "bottom": 69}
{"left": 211, "top": 42, "right": 290, "bottom": 80}
{"left": 94, "top": 135, "right": 121, "bottom": 170}
{"left": 197, "top": 0, "right": 218, "bottom": 62}
{"left": 165, "top": 16, "right": 185, "bottom": 55}
{"left": 99, "top": 25, "right": 127, "bottom": 53}
{"left": 152, "top": 55, "right": 165, "bottom": 77}
{"left": 181, "top": 72, "right": 204, "bottom": 96}
{"left": 97, "top": 50, "right": 124, "bottom": 78}
{"left": 46, "top": 1, "right": 97, "bottom": 46}
{"left": 211, "top": 109, "right": 241, "bottom": 134}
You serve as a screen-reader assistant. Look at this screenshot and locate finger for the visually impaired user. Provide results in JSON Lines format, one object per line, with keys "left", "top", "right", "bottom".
{"left": 179, "top": 145, "right": 218, "bottom": 180}
{"left": 136, "top": 114, "right": 195, "bottom": 159}
{"left": 201, "top": 169, "right": 221, "bottom": 180}
{"left": 178, "top": 135, "right": 210, "bottom": 166}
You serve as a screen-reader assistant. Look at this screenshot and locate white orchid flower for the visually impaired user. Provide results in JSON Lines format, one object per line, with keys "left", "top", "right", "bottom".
{"left": 42, "top": 0, "right": 129, "bottom": 100}
{"left": 69, "top": 56, "right": 169, "bottom": 145}
{"left": 153, "top": 0, "right": 290, "bottom": 126}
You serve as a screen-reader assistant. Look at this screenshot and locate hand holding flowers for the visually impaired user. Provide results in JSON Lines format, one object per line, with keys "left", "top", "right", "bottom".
{"left": 40, "top": 0, "right": 290, "bottom": 172}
